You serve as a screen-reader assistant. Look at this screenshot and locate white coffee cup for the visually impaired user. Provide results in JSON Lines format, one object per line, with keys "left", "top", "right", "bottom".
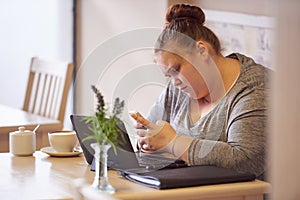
{"left": 48, "top": 130, "right": 78, "bottom": 152}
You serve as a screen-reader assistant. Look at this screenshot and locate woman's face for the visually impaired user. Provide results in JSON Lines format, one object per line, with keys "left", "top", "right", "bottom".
{"left": 154, "top": 51, "right": 209, "bottom": 100}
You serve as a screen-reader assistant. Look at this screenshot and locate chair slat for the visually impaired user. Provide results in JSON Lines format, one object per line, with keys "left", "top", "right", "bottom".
{"left": 38, "top": 73, "right": 47, "bottom": 116}
{"left": 31, "top": 72, "right": 41, "bottom": 114}
{"left": 43, "top": 74, "right": 52, "bottom": 117}
{"left": 48, "top": 76, "right": 58, "bottom": 119}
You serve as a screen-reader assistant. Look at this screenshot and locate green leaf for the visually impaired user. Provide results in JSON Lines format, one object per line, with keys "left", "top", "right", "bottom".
{"left": 81, "top": 85, "right": 125, "bottom": 155}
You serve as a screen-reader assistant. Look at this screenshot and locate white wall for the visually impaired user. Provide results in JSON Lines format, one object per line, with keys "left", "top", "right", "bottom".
{"left": 271, "top": 0, "right": 300, "bottom": 199}
{"left": 75, "top": 0, "right": 168, "bottom": 119}
{"left": 0, "top": 0, "right": 73, "bottom": 128}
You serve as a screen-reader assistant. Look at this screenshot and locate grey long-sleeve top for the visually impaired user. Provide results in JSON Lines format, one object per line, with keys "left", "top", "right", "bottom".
{"left": 147, "top": 53, "right": 271, "bottom": 178}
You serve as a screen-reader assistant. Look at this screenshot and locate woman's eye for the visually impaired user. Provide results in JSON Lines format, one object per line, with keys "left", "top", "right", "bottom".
{"left": 169, "top": 65, "right": 180, "bottom": 75}
{"left": 163, "top": 64, "right": 181, "bottom": 77}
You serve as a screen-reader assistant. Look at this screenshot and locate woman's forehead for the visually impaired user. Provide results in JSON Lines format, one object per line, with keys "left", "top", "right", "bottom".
{"left": 154, "top": 51, "right": 182, "bottom": 65}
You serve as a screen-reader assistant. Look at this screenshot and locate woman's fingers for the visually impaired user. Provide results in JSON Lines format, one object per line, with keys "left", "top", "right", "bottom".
{"left": 136, "top": 129, "right": 148, "bottom": 137}
{"left": 134, "top": 123, "right": 145, "bottom": 129}
{"left": 139, "top": 137, "right": 155, "bottom": 152}
{"left": 130, "top": 112, "right": 153, "bottom": 128}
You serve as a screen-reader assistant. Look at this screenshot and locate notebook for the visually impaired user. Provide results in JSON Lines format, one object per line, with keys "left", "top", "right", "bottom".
{"left": 119, "top": 165, "right": 256, "bottom": 189}
{"left": 70, "top": 114, "right": 187, "bottom": 171}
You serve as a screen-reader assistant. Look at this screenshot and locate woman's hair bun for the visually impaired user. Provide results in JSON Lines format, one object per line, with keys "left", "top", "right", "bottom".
{"left": 165, "top": 4, "right": 205, "bottom": 25}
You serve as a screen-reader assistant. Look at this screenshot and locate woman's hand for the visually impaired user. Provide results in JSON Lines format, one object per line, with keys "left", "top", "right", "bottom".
{"left": 130, "top": 112, "right": 177, "bottom": 153}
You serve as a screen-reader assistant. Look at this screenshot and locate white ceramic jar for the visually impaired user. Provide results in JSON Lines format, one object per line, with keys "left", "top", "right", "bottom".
{"left": 9, "top": 126, "right": 36, "bottom": 156}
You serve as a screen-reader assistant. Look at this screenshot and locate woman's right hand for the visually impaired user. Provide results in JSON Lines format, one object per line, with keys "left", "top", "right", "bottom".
{"left": 130, "top": 112, "right": 177, "bottom": 153}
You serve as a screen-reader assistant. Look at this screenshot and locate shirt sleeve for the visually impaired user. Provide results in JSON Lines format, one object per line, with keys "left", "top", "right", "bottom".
{"left": 188, "top": 85, "right": 267, "bottom": 177}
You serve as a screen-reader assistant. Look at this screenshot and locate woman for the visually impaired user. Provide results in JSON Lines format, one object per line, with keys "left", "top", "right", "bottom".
{"left": 130, "top": 4, "right": 271, "bottom": 180}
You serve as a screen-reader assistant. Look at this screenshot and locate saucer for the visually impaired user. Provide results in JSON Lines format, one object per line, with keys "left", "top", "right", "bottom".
{"left": 40, "top": 146, "right": 82, "bottom": 157}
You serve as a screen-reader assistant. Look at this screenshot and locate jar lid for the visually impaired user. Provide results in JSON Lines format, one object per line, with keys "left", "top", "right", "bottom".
{"left": 10, "top": 126, "right": 33, "bottom": 135}
{"left": 18, "top": 126, "right": 25, "bottom": 132}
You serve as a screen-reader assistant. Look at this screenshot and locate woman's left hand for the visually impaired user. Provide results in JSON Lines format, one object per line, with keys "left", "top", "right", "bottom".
{"left": 130, "top": 112, "right": 177, "bottom": 153}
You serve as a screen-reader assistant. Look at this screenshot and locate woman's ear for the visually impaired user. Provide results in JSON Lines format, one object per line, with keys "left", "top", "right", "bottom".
{"left": 196, "top": 41, "right": 207, "bottom": 56}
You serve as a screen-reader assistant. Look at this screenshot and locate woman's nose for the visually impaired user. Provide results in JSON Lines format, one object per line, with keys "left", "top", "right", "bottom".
{"left": 172, "top": 77, "right": 182, "bottom": 87}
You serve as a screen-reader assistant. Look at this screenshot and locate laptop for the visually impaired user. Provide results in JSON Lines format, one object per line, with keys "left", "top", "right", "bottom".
{"left": 70, "top": 114, "right": 187, "bottom": 172}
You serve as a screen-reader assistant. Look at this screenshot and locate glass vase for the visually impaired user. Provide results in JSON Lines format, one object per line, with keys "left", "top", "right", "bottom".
{"left": 90, "top": 143, "right": 115, "bottom": 194}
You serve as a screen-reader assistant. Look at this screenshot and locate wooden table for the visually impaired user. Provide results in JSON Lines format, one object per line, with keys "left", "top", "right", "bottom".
{"left": 0, "top": 104, "right": 62, "bottom": 152}
{"left": 0, "top": 152, "right": 271, "bottom": 200}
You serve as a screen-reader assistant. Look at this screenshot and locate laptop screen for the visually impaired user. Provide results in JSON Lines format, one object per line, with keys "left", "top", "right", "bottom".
{"left": 70, "top": 114, "right": 140, "bottom": 170}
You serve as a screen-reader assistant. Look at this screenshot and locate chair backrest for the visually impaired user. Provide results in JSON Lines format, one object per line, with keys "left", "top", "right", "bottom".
{"left": 23, "top": 57, "right": 74, "bottom": 123}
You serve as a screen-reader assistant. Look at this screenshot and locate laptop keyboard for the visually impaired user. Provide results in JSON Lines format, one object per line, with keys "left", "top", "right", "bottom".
{"left": 137, "top": 155, "right": 172, "bottom": 166}
{"left": 136, "top": 153, "right": 186, "bottom": 169}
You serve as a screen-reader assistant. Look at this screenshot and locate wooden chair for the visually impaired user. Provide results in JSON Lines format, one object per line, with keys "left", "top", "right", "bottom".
{"left": 23, "top": 57, "right": 74, "bottom": 124}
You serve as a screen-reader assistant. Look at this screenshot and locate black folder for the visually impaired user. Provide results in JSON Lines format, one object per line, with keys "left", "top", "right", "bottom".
{"left": 119, "top": 165, "right": 256, "bottom": 189}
